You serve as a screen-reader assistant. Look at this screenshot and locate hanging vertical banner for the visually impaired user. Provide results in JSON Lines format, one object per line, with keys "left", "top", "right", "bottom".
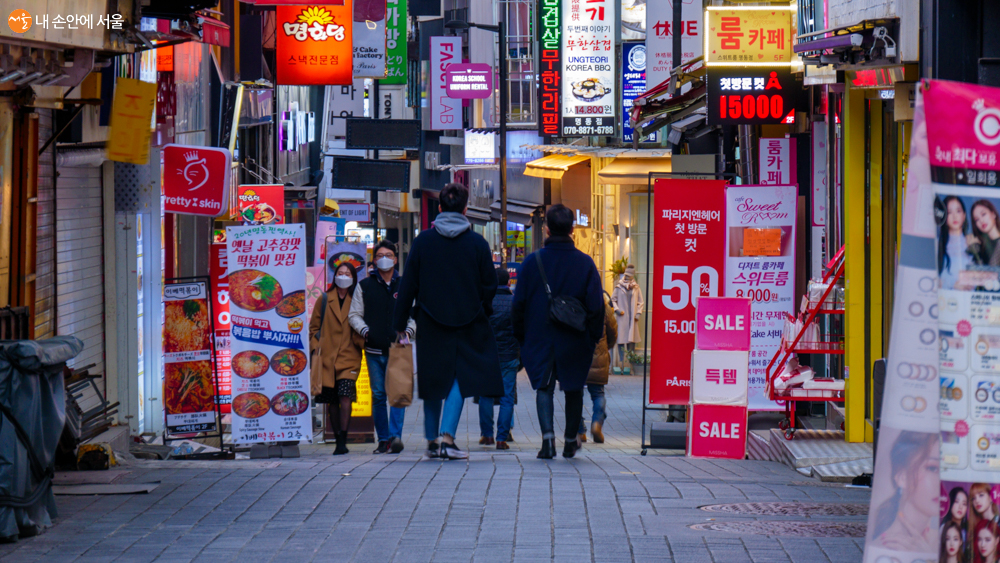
{"left": 382, "top": 0, "right": 407, "bottom": 84}
{"left": 238, "top": 185, "right": 286, "bottom": 225}
{"left": 649, "top": 179, "right": 726, "bottom": 404}
{"left": 162, "top": 281, "right": 218, "bottom": 433}
{"left": 560, "top": 0, "right": 616, "bottom": 137}
{"left": 353, "top": 0, "right": 387, "bottom": 77}
{"left": 862, "top": 85, "right": 940, "bottom": 562}
{"left": 107, "top": 77, "right": 157, "bottom": 164}
{"left": 429, "top": 36, "right": 462, "bottom": 130}
{"left": 723, "top": 184, "right": 796, "bottom": 410}
{"left": 538, "top": 0, "right": 562, "bottom": 138}
{"left": 622, "top": 42, "right": 657, "bottom": 143}
{"left": 646, "top": 0, "right": 703, "bottom": 91}
{"left": 811, "top": 122, "right": 828, "bottom": 278}
{"left": 758, "top": 138, "right": 792, "bottom": 185}
{"left": 210, "top": 244, "right": 232, "bottom": 413}
{"left": 276, "top": 4, "right": 354, "bottom": 86}
{"left": 226, "top": 224, "right": 312, "bottom": 444}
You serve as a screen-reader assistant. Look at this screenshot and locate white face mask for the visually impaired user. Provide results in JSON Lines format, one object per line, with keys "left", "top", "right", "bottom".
{"left": 376, "top": 256, "right": 394, "bottom": 271}
{"left": 334, "top": 275, "right": 353, "bottom": 288}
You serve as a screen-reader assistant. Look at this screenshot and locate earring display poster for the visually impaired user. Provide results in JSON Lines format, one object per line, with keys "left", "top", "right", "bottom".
{"left": 226, "top": 224, "right": 312, "bottom": 444}
{"left": 162, "top": 280, "right": 218, "bottom": 434}
{"left": 648, "top": 178, "right": 727, "bottom": 404}
{"left": 724, "top": 185, "right": 796, "bottom": 411}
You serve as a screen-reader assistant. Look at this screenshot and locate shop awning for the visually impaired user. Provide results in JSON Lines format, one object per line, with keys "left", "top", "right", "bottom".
{"left": 597, "top": 158, "right": 672, "bottom": 185}
{"left": 524, "top": 154, "right": 590, "bottom": 179}
{"left": 466, "top": 207, "right": 492, "bottom": 226}
{"left": 491, "top": 200, "right": 541, "bottom": 225}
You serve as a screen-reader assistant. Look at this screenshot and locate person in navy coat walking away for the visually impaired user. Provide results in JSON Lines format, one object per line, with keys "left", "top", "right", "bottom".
{"left": 512, "top": 204, "right": 605, "bottom": 459}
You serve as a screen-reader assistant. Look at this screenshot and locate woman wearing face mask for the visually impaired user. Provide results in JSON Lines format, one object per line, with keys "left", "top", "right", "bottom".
{"left": 970, "top": 483, "right": 1000, "bottom": 536}
{"left": 976, "top": 520, "right": 1000, "bottom": 563}
{"left": 942, "top": 520, "right": 966, "bottom": 563}
{"left": 309, "top": 261, "right": 365, "bottom": 455}
{"left": 968, "top": 200, "right": 1000, "bottom": 267}
{"left": 938, "top": 196, "right": 972, "bottom": 290}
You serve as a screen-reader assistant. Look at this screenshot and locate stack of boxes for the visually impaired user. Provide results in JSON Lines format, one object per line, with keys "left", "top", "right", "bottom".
{"left": 687, "top": 297, "right": 752, "bottom": 459}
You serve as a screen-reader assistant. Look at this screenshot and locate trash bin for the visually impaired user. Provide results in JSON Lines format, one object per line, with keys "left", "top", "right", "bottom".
{"left": 0, "top": 336, "right": 82, "bottom": 542}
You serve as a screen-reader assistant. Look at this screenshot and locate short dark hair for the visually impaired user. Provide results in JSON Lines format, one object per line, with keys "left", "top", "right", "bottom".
{"left": 546, "top": 204, "right": 574, "bottom": 237}
{"left": 496, "top": 267, "right": 510, "bottom": 287}
{"left": 373, "top": 239, "right": 397, "bottom": 258}
{"left": 440, "top": 183, "right": 469, "bottom": 213}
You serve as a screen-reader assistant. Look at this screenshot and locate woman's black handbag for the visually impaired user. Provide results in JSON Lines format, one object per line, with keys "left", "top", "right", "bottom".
{"left": 535, "top": 253, "right": 587, "bottom": 332}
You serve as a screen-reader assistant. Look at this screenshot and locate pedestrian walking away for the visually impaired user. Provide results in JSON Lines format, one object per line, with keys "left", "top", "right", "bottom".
{"left": 579, "top": 292, "right": 616, "bottom": 444}
{"left": 309, "top": 262, "right": 365, "bottom": 455}
{"left": 393, "top": 183, "right": 504, "bottom": 461}
{"left": 513, "top": 204, "right": 605, "bottom": 460}
{"left": 480, "top": 267, "right": 520, "bottom": 450}
{"left": 349, "top": 239, "right": 415, "bottom": 454}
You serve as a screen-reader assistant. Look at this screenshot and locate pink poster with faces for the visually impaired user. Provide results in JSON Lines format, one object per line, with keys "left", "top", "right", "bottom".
{"left": 696, "top": 297, "right": 751, "bottom": 351}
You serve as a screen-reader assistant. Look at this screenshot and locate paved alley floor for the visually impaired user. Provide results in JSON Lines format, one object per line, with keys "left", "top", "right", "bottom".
{"left": 0, "top": 374, "right": 871, "bottom": 563}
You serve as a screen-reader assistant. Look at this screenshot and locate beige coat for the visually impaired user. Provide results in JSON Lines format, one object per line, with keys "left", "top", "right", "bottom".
{"left": 587, "top": 300, "right": 618, "bottom": 386}
{"left": 308, "top": 290, "right": 365, "bottom": 396}
{"left": 612, "top": 277, "right": 644, "bottom": 344}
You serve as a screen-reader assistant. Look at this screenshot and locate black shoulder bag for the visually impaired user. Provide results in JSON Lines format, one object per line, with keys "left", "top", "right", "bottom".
{"left": 534, "top": 252, "right": 587, "bottom": 333}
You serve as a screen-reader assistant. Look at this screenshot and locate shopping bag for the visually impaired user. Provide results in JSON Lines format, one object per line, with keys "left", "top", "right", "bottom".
{"left": 309, "top": 341, "right": 323, "bottom": 397}
{"left": 387, "top": 342, "right": 414, "bottom": 407}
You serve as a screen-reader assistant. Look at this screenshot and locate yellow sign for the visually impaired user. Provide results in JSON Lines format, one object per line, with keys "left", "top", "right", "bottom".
{"left": 706, "top": 8, "right": 793, "bottom": 66}
{"left": 351, "top": 352, "right": 373, "bottom": 418}
{"left": 743, "top": 228, "right": 782, "bottom": 256}
{"left": 107, "top": 77, "right": 157, "bottom": 164}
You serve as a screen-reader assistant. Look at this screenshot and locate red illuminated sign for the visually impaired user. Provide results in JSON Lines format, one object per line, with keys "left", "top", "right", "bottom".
{"left": 276, "top": 4, "right": 353, "bottom": 86}
{"left": 707, "top": 68, "right": 802, "bottom": 126}
{"left": 162, "top": 145, "right": 232, "bottom": 217}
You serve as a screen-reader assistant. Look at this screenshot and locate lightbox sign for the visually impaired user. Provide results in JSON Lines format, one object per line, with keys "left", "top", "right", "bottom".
{"left": 705, "top": 7, "right": 793, "bottom": 66}
{"left": 446, "top": 63, "right": 493, "bottom": 99}
{"left": 276, "top": 4, "right": 353, "bottom": 85}
{"left": 538, "top": 0, "right": 562, "bottom": 138}
{"left": 464, "top": 130, "right": 497, "bottom": 165}
{"left": 430, "top": 36, "right": 462, "bottom": 130}
{"left": 706, "top": 68, "right": 801, "bottom": 126}
{"left": 622, "top": 42, "right": 657, "bottom": 143}
{"left": 561, "top": 0, "right": 617, "bottom": 137}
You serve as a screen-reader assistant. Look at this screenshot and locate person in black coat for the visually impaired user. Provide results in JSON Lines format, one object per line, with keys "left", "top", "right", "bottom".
{"left": 479, "top": 267, "right": 520, "bottom": 450}
{"left": 393, "top": 183, "right": 503, "bottom": 460}
{"left": 513, "top": 204, "right": 604, "bottom": 459}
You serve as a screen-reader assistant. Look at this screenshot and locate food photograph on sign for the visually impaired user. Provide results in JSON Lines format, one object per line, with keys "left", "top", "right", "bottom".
{"left": 162, "top": 281, "right": 218, "bottom": 434}
{"left": 560, "top": 0, "right": 616, "bottom": 136}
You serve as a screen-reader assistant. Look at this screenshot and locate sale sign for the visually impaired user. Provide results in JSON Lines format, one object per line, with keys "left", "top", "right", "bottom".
{"left": 276, "top": 4, "right": 353, "bottom": 86}
{"left": 724, "top": 185, "right": 797, "bottom": 410}
{"left": 162, "top": 145, "right": 232, "bottom": 216}
{"left": 706, "top": 7, "right": 793, "bottom": 65}
{"left": 226, "top": 224, "right": 312, "bottom": 444}
{"left": 445, "top": 63, "right": 493, "bottom": 99}
{"left": 238, "top": 185, "right": 285, "bottom": 225}
{"left": 649, "top": 179, "right": 727, "bottom": 404}
{"left": 210, "top": 243, "right": 232, "bottom": 413}
{"left": 430, "top": 37, "right": 461, "bottom": 130}
{"left": 688, "top": 404, "right": 747, "bottom": 459}
{"left": 162, "top": 281, "right": 218, "bottom": 434}
{"left": 696, "top": 297, "right": 751, "bottom": 351}
{"left": 560, "top": 0, "right": 616, "bottom": 137}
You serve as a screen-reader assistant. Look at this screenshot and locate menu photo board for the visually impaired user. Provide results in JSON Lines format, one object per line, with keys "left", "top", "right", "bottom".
{"left": 162, "top": 280, "right": 219, "bottom": 434}
{"left": 226, "top": 224, "right": 312, "bottom": 444}
{"left": 238, "top": 185, "right": 286, "bottom": 225}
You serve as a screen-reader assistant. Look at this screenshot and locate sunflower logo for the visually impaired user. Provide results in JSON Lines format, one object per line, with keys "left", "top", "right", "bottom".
{"left": 297, "top": 7, "right": 334, "bottom": 25}
{"left": 239, "top": 189, "right": 260, "bottom": 202}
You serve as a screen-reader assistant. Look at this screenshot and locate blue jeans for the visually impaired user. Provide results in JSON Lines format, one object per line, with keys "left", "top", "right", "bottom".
{"left": 479, "top": 359, "right": 519, "bottom": 441}
{"left": 578, "top": 384, "right": 606, "bottom": 434}
{"left": 424, "top": 379, "right": 464, "bottom": 441}
{"left": 367, "top": 353, "right": 405, "bottom": 441}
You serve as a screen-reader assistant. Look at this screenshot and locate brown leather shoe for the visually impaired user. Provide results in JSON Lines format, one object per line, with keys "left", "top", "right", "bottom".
{"left": 496, "top": 441, "right": 509, "bottom": 450}
{"left": 479, "top": 436, "right": 495, "bottom": 446}
{"left": 578, "top": 433, "right": 587, "bottom": 443}
{"left": 591, "top": 422, "right": 604, "bottom": 443}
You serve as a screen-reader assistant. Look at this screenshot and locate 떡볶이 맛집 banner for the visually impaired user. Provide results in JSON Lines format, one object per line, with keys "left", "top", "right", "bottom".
{"left": 724, "top": 185, "right": 796, "bottom": 410}
{"left": 226, "top": 224, "right": 312, "bottom": 444}
{"left": 162, "top": 281, "right": 218, "bottom": 434}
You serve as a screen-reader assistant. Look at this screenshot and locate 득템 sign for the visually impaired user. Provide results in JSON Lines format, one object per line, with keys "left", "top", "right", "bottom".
{"left": 622, "top": 42, "right": 657, "bottom": 143}
{"left": 724, "top": 185, "right": 797, "bottom": 410}
{"left": 690, "top": 350, "right": 750, "bottom": 406}
{"left": 162, "top": 145, "right": 232, "bottom": 217}
{"left": 707, "top": 67, "right": 800, "bottom": 125}
{"left": 382, "top": 0, "right": 407, "bottom": 83}
{"left": 445, "top": 63, "right": 493, "bottom": 99}
{"left": 649, "top": 179, "right": 727, "bottom": 405}
{"left": 238, "top": 185, "right": 286, "bottom": 225}
{"left": 162, "top": 280, "right": 218, "bottom": 434}
{"left": 537, "top": 0, "right": 562, "bottom": 137}
{"left": 646, "top": 0, "right": 703, "bottom": 90}
{"left": 276, "top": 4, "right": 353, "bottom": 86}
{"left": 706, "top": 7, "right": 793, "bottom": 65}
{"left": 429, "top": 36, "right": 461, "bottom": 130}
{"left": 560, "top": 0, "right": 616, "bottom": 137}
{"left": 353, "top": 0, "right": 387, "bottom": 77}
{"left": 226, "top": 224, "right": 312, "bottom": 444}
{"left": 107, "top": 77, "right": 157, "bottom": 165}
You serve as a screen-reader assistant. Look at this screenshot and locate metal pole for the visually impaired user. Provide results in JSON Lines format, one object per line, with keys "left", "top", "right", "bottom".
{"left": 372, "top": 79, "right": 380, "bottom": 238}
{"left": 498, "top": 19, "right": 509, "bottom": 263}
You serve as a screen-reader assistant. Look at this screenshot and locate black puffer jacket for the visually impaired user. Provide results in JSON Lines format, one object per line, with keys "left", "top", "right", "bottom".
{"left": 490, "top": 287, "right": 520, "bottom": 363}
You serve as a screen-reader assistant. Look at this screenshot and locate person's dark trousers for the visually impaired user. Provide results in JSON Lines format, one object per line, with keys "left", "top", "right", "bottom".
{"left": 536, "top": 377, "right": 584, "bottom": 441}
{"left": 578, "top": 384, "right": 607, "bottom": 434}
{"left": 479, "top": 359, "right": 519, "bottom": 440}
